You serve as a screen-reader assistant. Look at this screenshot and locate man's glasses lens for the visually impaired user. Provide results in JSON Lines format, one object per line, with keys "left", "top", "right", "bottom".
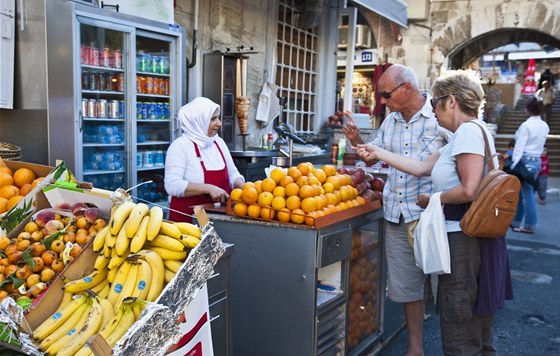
{"left": 379, "top": 83, "right": 404, "bottom": 99}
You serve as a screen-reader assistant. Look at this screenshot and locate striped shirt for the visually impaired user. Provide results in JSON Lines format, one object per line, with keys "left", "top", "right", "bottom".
{"left": 371, "top": 94, "right": 450, "bottom": 223}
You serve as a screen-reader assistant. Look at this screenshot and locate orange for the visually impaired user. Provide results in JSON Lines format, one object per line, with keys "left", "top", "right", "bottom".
{"left": 6, "top": 195, "right": 24, "bottom": 211}
{"left": 307, "top": 175, "right": 321, "bottom": 186}
{"left": 356, "top": 196, "right": 366, "bottom": 205}
{"left": 0, "top": 173, "right": 14, "bottom": 188}
{"left": 243, "top": 181, "right": 256, "bottom": 190}
{"left": 301, "top": 197, "right": 317, "bottom": 213}
{"left": 0, "top": 185, "right": 19, "bottom": 200}
{"left": 287, "top": 166, "right": 302, "bottom": 182}
{"left": 0, "top": 197, "right": 7, "bottom": 214}
{"left": 247, "top": 204, "right": 261, "bottom": 218}
{"left": 13, "top": 168, "right": 36, "bottom": 188}
{"left": 321, "top": 164, "right": 337, "bottom": 177}
{"left": 19, "top": 183, "right": 32, "bottom": 196}
{"left": 230, "top": 188, "right": 243, "bottom": 202}
{"left": 290, "top": 208, "right": 305, "bottom": 224}
{"left": 327, "top": 204, "right": 338, "bottom": 214}
{"left": 260, "top": 207, "right": 275, "bottom": 220}
{"left": 0, "top": 167, "right": 13, "bottom": 175}
{"left": 314, "top": 195, "right": 328, "bottom": 210}
{"left": 297, "top": 162, "right": 310, "bottom": 176}
{"left": 325, "top": 192, "right": 337, "bottom": 206}
{"left": 30, "top": 177, "right": 44, "bottom": 189}
{"left": 299, "top": 185, "right": 315, "bottom": 199}
{"left": 325, "top": 176, "right": 341, "bottom": 190}
{"left": 279, "top": 175, "right": 294, "bottom": 187}
{"left": 316, "top": 210, "right": 326, "bottom": 218}
{"left": 254, "top": 180, "right": 263, "bottom": 194}
{"left": 272, "top": 186, "right": 285, "bottom": 198}
{"left": 286, "top": 195, "right": 301, "bottom": 211}
{"left": 271, "top": 196, "right": 286, "bottom": 210}
{"left": 284, "top": 182, "right": 300, "bottom": 197}
{"left": 323, "top": 182, "right": 335, "bottom": 194}
{"left": 261, "top": 178, "right": 277, "bottom": 193}
{"left": 304, "top": 211, "right": 318, "bottom": 226}
{"left": 340, "top": 185, "right": 352, "bottom": 202}
{"left": 313, "top": 169, "right": 327, "bottom": 183}
{"left": 311, "top": 185, "right": 321, "bottom": 196}
{"left": 277, "top": 208, "right": 291, "bottom": 222}
{"left": 241, "top": 186, "right": 258, "bottom": 204}
{"left": 336, "top": 201, "right": 348, "bottom": 211}
{"left": 257, "top": 192, "right": 274, "bottom": 207}
{"left": 296, "top": 176, "right": 309, "bottom": 187}
{"left": 333, "top": 191, "right": 342, "bottom": 205}
{"left": 270, "top": 168, "right": 287, "bottom": 184}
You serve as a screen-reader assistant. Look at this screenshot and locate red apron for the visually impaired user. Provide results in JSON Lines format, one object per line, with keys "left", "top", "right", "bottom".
{"left": 169, "top": 141, "right": 230, "bottom": 223}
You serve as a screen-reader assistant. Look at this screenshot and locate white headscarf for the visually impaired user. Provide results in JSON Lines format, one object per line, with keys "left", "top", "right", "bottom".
{"left": 178, "top": 97, "right": 221, "bottom": 149}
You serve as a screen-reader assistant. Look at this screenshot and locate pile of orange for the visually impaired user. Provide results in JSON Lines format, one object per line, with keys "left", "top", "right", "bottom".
{"left": 0, "top": 166, "right": 43, "bottom": 214}
{"left": 230, "top": 162, "right": 366, "bottom": 226}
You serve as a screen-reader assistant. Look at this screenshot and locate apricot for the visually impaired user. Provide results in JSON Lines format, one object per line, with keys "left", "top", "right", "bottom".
{"left": 75, "top": 232, "right": 89, "bottom": 246}
{"left": 16, "top": 239, "right": 31, "bottom": 252}
{"left": 0, "top": 258, "right": 9, "bottom": 267}
{"left": 63, "top": 231, "right": 76, "bottom": 244}
{"left": 0, "top": 236, "right": 10, "bottom": 250}
{"left": 93, "top": 218, "right": 107, "bottom": 231}
{"left": 7, "top": 251, "right": 23, "bottom": 264}
{"left": 31, "top": 257, "right": 45, "bottom": 273}
{"left": 41, "top": 250, "right": 57, "bottom": 266}
{"left": 4, "top": 244, "right": 18, "bottom": 257}
{"left": 75, "top": 216, "right": 90, "bottom": 230}
{"left": 51, "top": 259, "right": 65, "bottom": 273}
{"left": 69, "top": 244, "right": 82, "bottom": 258}
{"left": 0, "top": 291, "right": 8, "bottom": 302}
{"left": 51, "top": 239, "right": 65, "bottom": 254}
{"left": 17, "top": 231, "right": 32, "bottom": 241}
{"left": 5, "top": 264, "right": 18, "bottom": 276}
{"left": 30, "top": 230, "right": 44, "bottom": 242}
{"left": 29, "top": 242, "right": 46, "bottom": 257}
{"left": 40, "top": 268, "right": 56, "bottom": 282}
{"left": 15, "top": 265, "right": 32, "bottom": 280}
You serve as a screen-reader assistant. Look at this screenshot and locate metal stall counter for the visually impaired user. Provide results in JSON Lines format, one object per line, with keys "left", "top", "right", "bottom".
{"left": 206, "top": 200, "right": 403, "bottom": 355}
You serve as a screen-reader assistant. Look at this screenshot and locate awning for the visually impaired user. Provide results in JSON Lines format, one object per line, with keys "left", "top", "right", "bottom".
{"left": 351, "top": 0, "right": 408, "bottom": 28}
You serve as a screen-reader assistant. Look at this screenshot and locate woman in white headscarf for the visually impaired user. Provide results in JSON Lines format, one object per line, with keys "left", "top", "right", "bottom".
{"left": 164, "top": 97, "right": 245, "bottom": 222}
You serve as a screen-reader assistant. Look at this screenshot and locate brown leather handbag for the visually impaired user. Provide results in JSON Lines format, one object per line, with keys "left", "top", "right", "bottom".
{"left": 459, "top": 123, "right": 521, "bottom": 238}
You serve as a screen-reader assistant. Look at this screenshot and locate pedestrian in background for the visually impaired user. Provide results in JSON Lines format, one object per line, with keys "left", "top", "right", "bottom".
{"left": 537, "top": 145, "right": 549, "bottom": 205}
{"left": 536, "top": 81, "right": 555, "bottom": 123}
{"left": 355, "top": 69, "right": 513, "bottom": 355}
{"left": 538, "top": 68, "right": 555, "bottom": 89}
{"left": 504, "top": 139, "right": 515, "bottom": 159}
{"left": 510, "top": 96, "right": 550, "bottom": 234}
{"left": 344, "top": 64, "right": 450, "bottom": 356}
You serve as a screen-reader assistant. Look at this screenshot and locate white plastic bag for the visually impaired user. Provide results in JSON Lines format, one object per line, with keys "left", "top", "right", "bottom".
{"left": 414, "top": 192, "right": 451, "bottom": 274}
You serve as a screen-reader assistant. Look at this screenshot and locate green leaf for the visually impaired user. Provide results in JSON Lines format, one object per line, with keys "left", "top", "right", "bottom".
{"left": 11, "top": 276, "right": 24, "bottom": 289}
{"left": 0, "top": 199, "right": 34, "bottom": 233}
{"left": 42, "top": 230, "right": 65, "bottom": 250}
{"left": 23, "top": 250, "right": 35, "bottom": 270}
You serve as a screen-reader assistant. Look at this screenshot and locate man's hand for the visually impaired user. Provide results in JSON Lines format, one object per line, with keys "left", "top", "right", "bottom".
{"left": 342, "top": 111, "right": 364, "bottom": 145}
{"left": 416, "top": 193, "right": 430, "bottom": 209}
{"left": 354, "top": 144, "right": 380, "bottom": 165}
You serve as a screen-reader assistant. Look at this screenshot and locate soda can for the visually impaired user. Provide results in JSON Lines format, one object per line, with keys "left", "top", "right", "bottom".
{"left": 109, "top": 100, "right": 120, "bottom": 118}
{"left": 152, "top": 77, "right": 160, "bottom": 95}
{"left": 163, "top": 102, "right": 170, "bottom": 119}
{"left": 157, "top": 103, "right": 165, "bottom": 119}
{"left": 98, "top": 99, "right": 108, "bottom": 118}
{"left": 91, "top": 47, "right": 100, "bottom": 67}
{"left": 137, "top": 152, "right": 143, "bottom": 168}
{"left": 88, "top": 99, "right": 96, "bottom": 118}
{"left": 164, "top": 78, "right": 170, "bottom": 95}
{"left": 154, "top": 151, "right": 164, "bottom": 166}
{"left": 159, "top": 78, "right": 167, "bottom": 96}
{"left": 84, "top": 45, "right": 91, "bottom": 65}
{"left": 99, "top": 73, "right": 107, "bottom": 91}
{"left": 142, "top": 151, "right": 154, "bottom": 167}
{"left": 147, "top": 102, "right": 157, "bottom": 120}
{"left": 88, "top": 72, "right": 97, "bottom": 91}
{"left": 142, "top": 102, "right": 149, "bottom": 119}
{"left": 136, "top": 102, "right": 144, "bottom": 120}
{"left": 81, "top": 99, "right": 89, "bottom": 118}
{"left": 80, "top": 45, "right": 87, "bottom": 64}
{"left": 81, "top": 73, "right": 89, "bottom": 90}
{"left": 144, "top": 77, "right": 154, "bottom": 94}
{"left": 102, "top": 48, "right": 111, "bottom": 67}
{"left": 152, "top": 56, "right": 160, "bottom": 73}
{"left": 136, "top": 76, "right": 142, "bottom": 93}
{"left": 117, "top": 73, "right": 125, "bottom": 92}
{"left": 160, "top": 56, "right": 170, "bottom": 74}
{"left": 119, "top": 100, "right": 125, "bottom": 118}
{"left": 141, "top": 54, "right": 151, "bottom": 72}
{"left": 113, "top": 49, "right": 122, "bottom": 69}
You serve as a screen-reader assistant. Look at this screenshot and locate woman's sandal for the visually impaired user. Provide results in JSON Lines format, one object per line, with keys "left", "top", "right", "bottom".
{"left": 512, "top": 227, "right": 534, "bottom": 234}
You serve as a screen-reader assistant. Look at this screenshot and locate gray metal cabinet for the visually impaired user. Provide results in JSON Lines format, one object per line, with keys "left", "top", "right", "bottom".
{"left": 209, "top": 208, "right": 387, "bottom": 356}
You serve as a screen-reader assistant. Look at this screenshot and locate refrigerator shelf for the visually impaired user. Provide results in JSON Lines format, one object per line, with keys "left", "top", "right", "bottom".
{"left": 83, "top": 143, "right": 125, "bottom": 147}
{"left": 83, "top": 169, "right": 125, "bottom": 175}
{"left": 82, "top": 90, "right": 124, "bottom": 95}
{"left": 136, "top": 93, "right": 170, "bottom": 99}
{"left": 137, "top": 119, "right": 170, "bottom": 123}
{"left": 138, "top": 165, "right": 164, "bottom": 171}
{"left": 137, "top": 140, "right": 170, "bottom": 146}
{"left": 81, "top": 65, "right": 124, "bottom": 73}
{"left": 83, "top": 117, "right": 125, "bottom": 121}
{"left": 137, "top": 70, "right": 170, "bottom": 78}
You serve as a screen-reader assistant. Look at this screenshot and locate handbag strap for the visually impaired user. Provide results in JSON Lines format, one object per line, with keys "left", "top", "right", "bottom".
{"left": 468, "top": 121, "right": 504, "bottom": 171}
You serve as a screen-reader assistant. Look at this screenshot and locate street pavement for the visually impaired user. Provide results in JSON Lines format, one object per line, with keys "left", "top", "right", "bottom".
{"left": 379, "top": 178, "right": 560, "bottom": 356}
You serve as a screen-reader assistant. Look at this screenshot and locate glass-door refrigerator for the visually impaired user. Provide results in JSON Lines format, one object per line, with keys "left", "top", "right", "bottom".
{"left": 46, "top": 1, "right": 185, "bottom": 205}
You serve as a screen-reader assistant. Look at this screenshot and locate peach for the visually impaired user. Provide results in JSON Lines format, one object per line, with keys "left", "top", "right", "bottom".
{"left": 44, "top": 219, "right": 64, "bottom": 234}
{"left": 35, "top": 210, "right": 55, "bottom": 227}
{"left": 55, "top": 202, "right": 72, "bottom": 211}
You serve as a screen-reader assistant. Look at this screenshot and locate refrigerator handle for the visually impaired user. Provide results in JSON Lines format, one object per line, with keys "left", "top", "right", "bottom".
{"left": 79, "top": 109, "right": 83, "bottom": 132}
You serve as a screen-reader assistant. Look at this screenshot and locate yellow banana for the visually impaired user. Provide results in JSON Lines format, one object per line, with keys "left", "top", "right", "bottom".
{"left": 57, "top": 291, "right": 75, "bottom": 311}
{"left": 93, "top": 253, "right": 111, "bottom": 271}
{"left": 131, "top": 259, "right": 152, "bottom": 301}
{"left": 98, "top": 282, "right": 111, "bottom": 298}
{"left": 114, "top": 220, "right": 131, "bottom": 256}
{"left": 99, "top": 300, "right": 125, "bottom": 340}
{"left": 39, "top": 301, "right": 89, "bottom": 350}
{"left": 33, "top": 295, "right": 88, "bottom": 341}
{"left": 63, "top": 268, "right": 109, "bottom": 294}
{"left": 130, "top": 215, "right": 150, "bottom": 253}
{"left": 137, "top": 250, "right": 165, "bottom": 302}
{"left": 107, "top": 260, "right": 133, "bottom": 307}
{"left": 45, "top": 298, "right": 92, "bottom": 354}
{"left": 96, "top": 294, "right": 115, "bottom": 329}
{"left": 92, "top": 225, "right": 109, "bottom": 252}
{"left": 163, "top": 259, "right": 183, "bottom": 273}
{"left": 105, "top": 232, "right": 117, "bottom": 250}
{"left": 108, "top": 245, "right": 129, "bottom": 270}
{"left": 90, "top": 278, "right": 109, "bottom": 295}
{"left": 173, "top": 222, "right": 202, "bottom": 238}
{"left": 164, "top": 268, "right": 176, "bottom": 283}
{"left": 102, "top": 242, "right": 111, "bottom": 258}
{"left": 114, "top": 262, "right": 139, "bottom": 313}
{"left": 159, "top": 221, "right": 182, "bottom": 239}
{"left": 125, "top": 203, "right": 149, "bottom": 237}
{"left": 74, "top": 346, "right": 93, "bottom": 356}
{"left": 56, "top": 296, "right": 104, "bottom": 356}
{"left": 105, "top": 303, "right": 137, "bottom": 347}
{"left": 180, "top": 235, "right": 201, "bottom": 249}
{"left": 131, "top": 298, "right": 148, "bottom": 320}
{"left": 107, "top": 267, "right": 117, "bottom": 284}
{"left": 146, "top": 206, "right": 163, "bottom": 241}
{"left": 148, "top": 234, "right": 187, "bottom": 252}
{"left": 147, "top": 246, "right": 188, "bottom": 261}
{"left": 109, "top": 201, "right": 136, "bottom": 235}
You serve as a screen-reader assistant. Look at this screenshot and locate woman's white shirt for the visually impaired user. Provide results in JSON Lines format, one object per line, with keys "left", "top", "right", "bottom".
{"left": 512, "top": 115, "right": 550, "bottom": 166}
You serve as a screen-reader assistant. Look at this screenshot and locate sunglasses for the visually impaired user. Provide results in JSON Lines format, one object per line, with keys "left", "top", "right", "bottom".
{"left": 379, "top": 82, "right": 405, "bottom": 99}
{"left": 430, "top": 94, "right": 452, "bottom": 109}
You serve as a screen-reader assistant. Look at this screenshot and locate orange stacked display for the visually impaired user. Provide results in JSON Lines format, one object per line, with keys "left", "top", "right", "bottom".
{"left": 228, "top": 162, "right": 384, "bottom": 227}
{"left": 0, "top": 166, "right": 46, "bottom": 214}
